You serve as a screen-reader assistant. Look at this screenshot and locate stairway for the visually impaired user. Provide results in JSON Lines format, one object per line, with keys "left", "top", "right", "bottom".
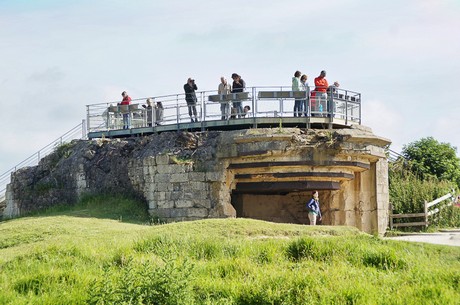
{"left": 0, "top": 121, "right": 86, "bottom": 215}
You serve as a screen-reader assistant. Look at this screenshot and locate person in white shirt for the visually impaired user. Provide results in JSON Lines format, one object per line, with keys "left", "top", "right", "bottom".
{"left": 218, "top": 77, "right": 232, "bottom": 120}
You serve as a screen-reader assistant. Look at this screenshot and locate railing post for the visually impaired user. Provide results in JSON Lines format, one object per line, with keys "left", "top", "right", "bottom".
{"left": 252, "top": 87, "right": 257, "bottom": 128}
{"left": 358, "top": 93, "right": 362, "bottom": 124}
{"left": 201, "top": 91, "right": 205, "bottom": 131}
{"left": 345, "top": 90, "right": 348, "bottom": 125}
{"left": 176, "top": 94, "right": 180, "bottom": 130}
{"left": 86, "top": 105, "right": 91, "bottom": 133}
{"left": 389, "top": 202, "right": 393, "bottom": 230}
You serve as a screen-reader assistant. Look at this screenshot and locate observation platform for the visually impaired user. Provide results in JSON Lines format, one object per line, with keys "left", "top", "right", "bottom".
{"left": 86, "top": 86, "right": 361, "bottom": 139}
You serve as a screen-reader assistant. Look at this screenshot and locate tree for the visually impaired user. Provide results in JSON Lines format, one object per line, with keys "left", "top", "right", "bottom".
{"left": 402, "top": 137, "right": 460, "bottom": 187}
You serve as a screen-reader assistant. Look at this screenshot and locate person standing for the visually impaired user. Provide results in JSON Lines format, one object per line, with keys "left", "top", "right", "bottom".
{"left": 314, "top": 70, "right": 329, "bottom": 117}
{"left": 327, "top": 81, "right": 340, "bottom": 118}
{"left": 231, "top": 73, "right": 246, "bottom": 118}
{"left": 184, "top": 78, "right": 198, "bottom": 122}
{"left": 120, "top": 91, "right": 131, "bottom": 129}
{"left": 292, "top": 70, "right": 303, "bottom": 117}
{"left": 300, "top": 74, "right": 310, "bottom": 117}
{"left": 218, "top": 77, "right": 232, "bottom": 120}
{"left": 142, "top": 98, "right": 153, "bottom": 127}
{"left": 306, "top": 191, "right": 322, "bottom": 225}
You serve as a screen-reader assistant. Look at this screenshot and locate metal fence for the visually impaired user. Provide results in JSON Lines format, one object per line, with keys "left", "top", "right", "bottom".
{"left": 86, "top": 86, "right": 362, "bottom": 133}
{"left": 0, "top": 121, "right": 86, "bottom": 203}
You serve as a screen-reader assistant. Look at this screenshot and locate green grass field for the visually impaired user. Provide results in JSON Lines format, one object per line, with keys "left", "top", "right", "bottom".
{"left": 1, "top": 197, "right": 459, "bottom": 304}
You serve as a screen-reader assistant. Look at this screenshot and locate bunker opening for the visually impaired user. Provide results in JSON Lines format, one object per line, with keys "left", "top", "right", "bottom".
{"left": 230, "top": 181, "right": 340, "bottom": 225}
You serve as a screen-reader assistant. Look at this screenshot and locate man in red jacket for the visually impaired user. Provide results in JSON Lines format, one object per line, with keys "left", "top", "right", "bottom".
{"left": 120, "top": 91, "right": 132, "bottom": 129}
{"left": 313, "top": 70, "right": 329, "bottom": 117}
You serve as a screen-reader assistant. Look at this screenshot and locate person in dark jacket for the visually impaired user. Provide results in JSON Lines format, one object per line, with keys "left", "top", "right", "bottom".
{"left": 231, "top": 73, "right": 246, "bottom": 118}
{"left": 306, "top": 190, "right": 322, "bottom": 225}
{"left": 184, "top": 78, "right": 198, "bottom": 122}
{"left": 142, "top": 98, "right": 153, "bottom": 127}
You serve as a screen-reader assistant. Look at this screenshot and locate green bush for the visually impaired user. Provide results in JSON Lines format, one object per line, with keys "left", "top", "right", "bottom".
{"left": 88, "top": 256, "right": 194, "bottom": 305}
{"left": 389, "top": 167, "right": 453, "bottom": 214}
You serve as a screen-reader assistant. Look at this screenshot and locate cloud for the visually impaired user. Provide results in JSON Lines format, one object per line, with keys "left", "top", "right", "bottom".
{"left": 362, "top": 98, "right": 404, "bottom": 150}
{"left": 431, "top": 108, "right": 460, "bottom": 151}
{"left": 28, "top": 67, "right": 65, "bottom": 83}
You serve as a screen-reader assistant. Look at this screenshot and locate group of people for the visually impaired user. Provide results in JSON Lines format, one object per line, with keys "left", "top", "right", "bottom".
{"left": 184, "top": 73, "right": 250, "bottom": 122}
{"left": 117, "top": 91, "right": 163, "bottom": 129}
{"left": 217, "top": 73, "right": 250, "bottom": 120}
{"left": 118, "top": 69, "right": 340, "bottom": 128}
{"left": 292, "top": 70, "right": 340, "bottom": 117}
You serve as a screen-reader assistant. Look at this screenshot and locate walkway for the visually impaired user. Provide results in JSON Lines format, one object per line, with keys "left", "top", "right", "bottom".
{"left": 387, "top": 230, "right": 460, "bottom": 247}
{"left": 86, "top": 86, "right": 361, "bottom": 139}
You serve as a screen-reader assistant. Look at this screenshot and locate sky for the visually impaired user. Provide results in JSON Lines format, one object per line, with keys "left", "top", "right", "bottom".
{"left": 1, "top": 0, "right": 460, "bottom": 174}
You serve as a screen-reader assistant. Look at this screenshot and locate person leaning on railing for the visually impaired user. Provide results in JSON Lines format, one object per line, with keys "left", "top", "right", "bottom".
{"left": 327, "top": 81, "right": 340, "bottom": 118}
{"left": 231, "top": 73, "right": 245, "bottom": 118}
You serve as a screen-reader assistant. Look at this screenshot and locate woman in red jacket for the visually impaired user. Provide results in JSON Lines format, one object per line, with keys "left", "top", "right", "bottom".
{"left": 120, "top": 91, "right": 131, "bottom": 129}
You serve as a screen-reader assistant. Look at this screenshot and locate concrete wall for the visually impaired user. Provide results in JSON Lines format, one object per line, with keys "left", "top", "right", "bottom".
{"left": 3, "top": 126, "right": 391, "bottom": 234}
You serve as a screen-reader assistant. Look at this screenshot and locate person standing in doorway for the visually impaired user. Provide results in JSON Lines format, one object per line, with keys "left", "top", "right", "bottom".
{"left": 218, "top": 76, "right": 232, "bottom": 120}
{"left": 306, "top": 190, "right": 322, "bottom": 225}
{"left": 184, "top": 78, "right": 198, "bottom": 122}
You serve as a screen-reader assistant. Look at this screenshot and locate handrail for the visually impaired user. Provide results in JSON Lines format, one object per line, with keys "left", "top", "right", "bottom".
{"left": 85, "top": 86, "right": 362, "bottom": 133}
{"left": 387, "top": 149, "right": 406, "bottom": 162}
{"left": 0, "top": 121, "right": 86, "bottom": 203}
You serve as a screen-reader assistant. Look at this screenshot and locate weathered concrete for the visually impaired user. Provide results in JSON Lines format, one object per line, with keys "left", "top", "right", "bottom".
{"left": 2, "top": 125, "right": 391, "bottom": 234}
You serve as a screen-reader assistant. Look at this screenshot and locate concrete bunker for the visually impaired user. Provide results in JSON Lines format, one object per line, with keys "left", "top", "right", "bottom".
{"left": 228, "top": 160, "right": 369, "bottom": 226}
{"left": 218, "top": 127, "right": 390, "bottom": 234}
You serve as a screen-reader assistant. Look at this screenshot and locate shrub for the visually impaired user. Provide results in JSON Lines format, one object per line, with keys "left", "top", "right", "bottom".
{"left": 88, "top": 255, "right": 194, "bottom": 305}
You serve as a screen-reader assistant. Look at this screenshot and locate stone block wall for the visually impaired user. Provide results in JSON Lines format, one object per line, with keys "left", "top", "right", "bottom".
{"left": 3, "top": 126, "right": 391, "bottom": 234}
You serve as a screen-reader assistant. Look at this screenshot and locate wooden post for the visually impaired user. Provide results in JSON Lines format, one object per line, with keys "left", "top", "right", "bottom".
{"left": 424, "top": 200, "right": 428, "bottom": 228}
{"left": 389, "top": 202, "right": 393, "bottom": 230}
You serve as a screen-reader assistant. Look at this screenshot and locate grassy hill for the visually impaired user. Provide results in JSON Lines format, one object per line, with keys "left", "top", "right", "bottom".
{"left": 1, "top": 198, "right": 459, "bottom": 304}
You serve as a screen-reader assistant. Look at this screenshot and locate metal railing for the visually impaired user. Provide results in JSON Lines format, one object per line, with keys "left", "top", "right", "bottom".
{"left": 387, "top": 149, "right": 406, "bottom": 162}
{"left": 86, "top": 86, "right": 362, "bottom": 133}
{"left": 0, "top": 121, "right": 87, "bottom": 203}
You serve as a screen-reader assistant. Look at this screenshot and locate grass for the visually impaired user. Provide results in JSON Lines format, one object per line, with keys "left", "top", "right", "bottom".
{"left": 0, "top": 197, "right": 459, "bottom": 304}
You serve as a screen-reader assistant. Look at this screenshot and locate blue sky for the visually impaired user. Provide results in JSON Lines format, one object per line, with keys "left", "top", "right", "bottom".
{"left": 1, "top": 0, "right": 459, "bottom": 173}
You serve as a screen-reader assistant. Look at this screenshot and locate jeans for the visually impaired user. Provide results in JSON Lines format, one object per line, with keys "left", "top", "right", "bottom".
{"left": 294, "top": 99, "right": 303, "bottom": 117}
{"left": 233, "top": 102, "right": 243, "bottom": 118}
{"left": 122, "top": 113, "right": 130, "bottom": 129}
{"left": 220, "top": 102, "right": 230, "bottom": 120}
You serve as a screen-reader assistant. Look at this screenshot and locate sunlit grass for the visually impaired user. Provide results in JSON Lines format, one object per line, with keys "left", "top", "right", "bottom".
{"left": 1, "top": 197, "right": 459, "bottom": 304}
